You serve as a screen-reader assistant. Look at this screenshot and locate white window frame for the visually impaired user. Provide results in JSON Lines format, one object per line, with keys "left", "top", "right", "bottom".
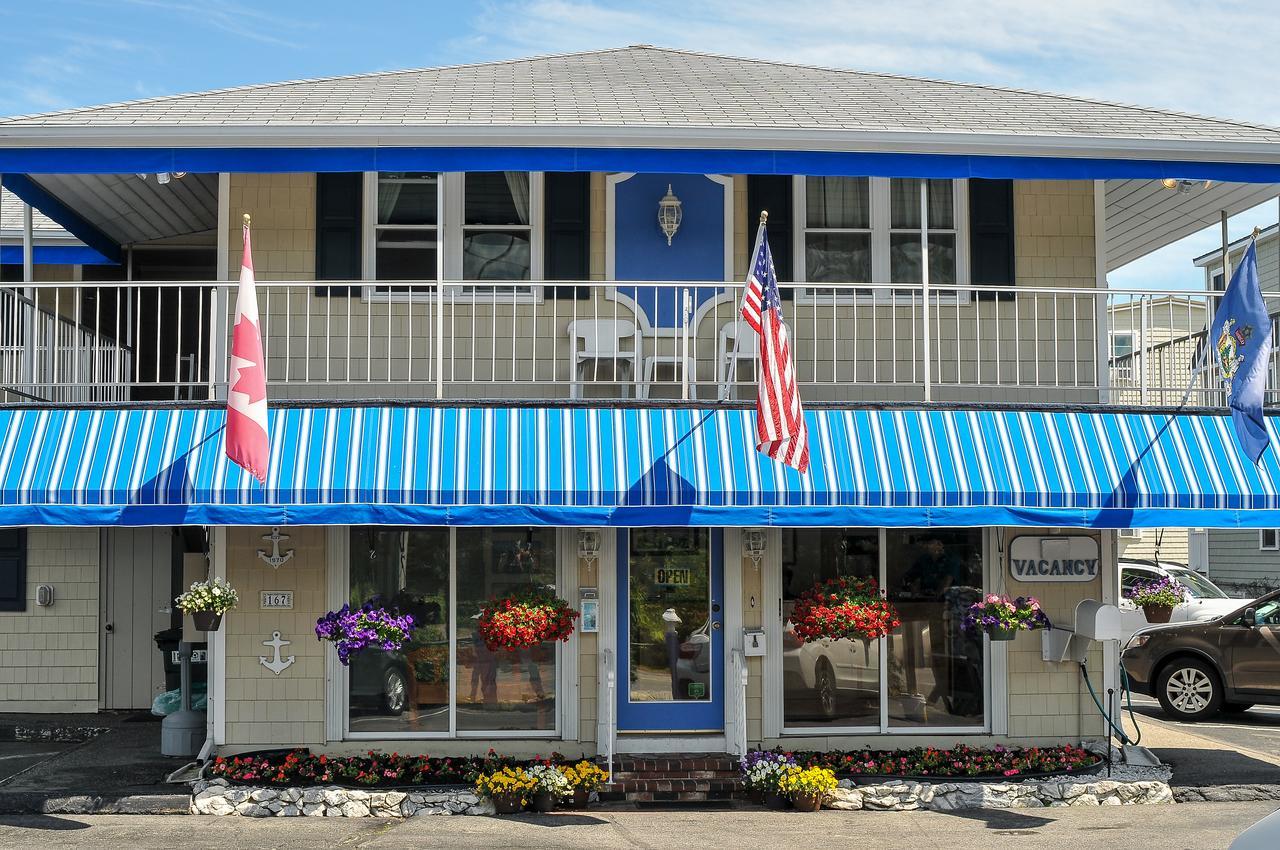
{"left": 1260, "top": 529, "right": 1279, "bottom": 551}
{"left": 333, "top": 525, "right": 571, "bottom": 741}
{"left": 362, "top": 171, "right": 544, "bottom": 302}
{"left": 794, "top": 176, "right": 969, "bottom": 305}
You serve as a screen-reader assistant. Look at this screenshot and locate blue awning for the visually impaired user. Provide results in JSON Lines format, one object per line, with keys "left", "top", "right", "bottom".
{"left": 0, "top": 245, "right": 115, "bottom": 265}
{"left": 1, "top": 405, "right": 1278, "bottom": 528}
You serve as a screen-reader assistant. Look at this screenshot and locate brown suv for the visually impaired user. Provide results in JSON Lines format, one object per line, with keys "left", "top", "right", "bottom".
{"left": 1122, "top": 589, "right": 1280, "bottom": 721}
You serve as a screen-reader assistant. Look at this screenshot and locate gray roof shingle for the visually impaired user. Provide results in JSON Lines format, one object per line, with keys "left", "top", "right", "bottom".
{"left": 3, "top": 46, "right": 1278, "bottom": 145}
{"left": 1, "top": 188, "right": 64, "bottom": 233}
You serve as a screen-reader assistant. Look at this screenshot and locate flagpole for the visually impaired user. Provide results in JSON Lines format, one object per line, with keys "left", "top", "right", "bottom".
{"left": 723, "top": 212, "right": 767, "bottom": 401}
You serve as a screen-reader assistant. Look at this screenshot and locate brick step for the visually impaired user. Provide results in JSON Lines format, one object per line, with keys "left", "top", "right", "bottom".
{"left": 604, "top": 778, "right": 742, "bottom": 794}
{"left": 604, "top": 788, "right": 742, "bottom": 804}
{"left": 612, "top": 756, "right": 739, "bottom": 774}
{"left": 611, "top": 769, "right": 740, "bottom": 781}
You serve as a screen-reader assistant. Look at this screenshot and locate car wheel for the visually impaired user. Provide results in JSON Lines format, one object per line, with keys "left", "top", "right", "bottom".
{"left": 1156, "top": 658, "right": 1222, "bottom": 721}
{"left": 1222, "top": 702, "right": 1254, "bottom": 714}
{"left": 816, "top": 660, "right": 838, "bottom": 719}
{"left": 381, "top": 667, "right": 407, "bottom": 716}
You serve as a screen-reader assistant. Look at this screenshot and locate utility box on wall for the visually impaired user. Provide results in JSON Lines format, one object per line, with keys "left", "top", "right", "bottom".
{"left": 743, "top": 629, "right": 766, "bottom": 657}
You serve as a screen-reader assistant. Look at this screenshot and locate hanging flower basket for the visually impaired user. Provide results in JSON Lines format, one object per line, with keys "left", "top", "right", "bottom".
{"left": 175, "top": 577, "right": 238, "bottom": 632}
{"left": 477, "top": 586, "right": 579, "bottom": 651}
{"left": 791, "top": 576, "right": 901, "bottom": 642}
{"left": 961, "top": 595, "right": 1051, "bottom": 640}
{"left": 315, "top": 600, "right": 415, "bottom": 666}
{"left": 1125, "top": 577, "right": 1187, "bottom": 623}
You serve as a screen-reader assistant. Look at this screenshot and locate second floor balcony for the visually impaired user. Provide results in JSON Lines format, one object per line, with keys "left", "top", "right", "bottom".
{"left": 0, "top": 277, "right": 1258, "bottom": 409}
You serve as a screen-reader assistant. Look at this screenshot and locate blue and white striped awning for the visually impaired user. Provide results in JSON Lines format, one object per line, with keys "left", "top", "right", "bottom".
{"left": 2, "top": 405, "right": 1279, "bottom": 528}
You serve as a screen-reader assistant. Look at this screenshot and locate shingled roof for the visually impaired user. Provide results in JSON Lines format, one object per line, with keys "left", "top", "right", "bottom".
{"left": 3, "top": 46, "right": 1278, "bottom": 147}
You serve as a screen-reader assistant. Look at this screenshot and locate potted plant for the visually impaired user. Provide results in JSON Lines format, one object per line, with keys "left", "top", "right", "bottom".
{"left": 315, "top": 599, "right": 415, "bottom": 665}
{"left": 1125, "top": 576, "right": 1187, "bottom": 623}
{"left": 175, "top": 577, "right": 239, "bottom": 631}
{"left": 961, "top": 594, "right": 1051, "bottom": 641}
{"left": 475, "top": 766, "right": 535, "bottom": 814}
{"left": 740, "top": 751, "right": 795, "bottom": 808}
{"left": 525, "top": 763, "right": 570, "bottom": 813}
{"left": 778, "top": 765, "right": 837, "bottom": 812}
{"left": 791, "top": 576, "right": 901, "bottom": 642}
{"left": 558, "top": 760, "right": 609, "bottom": 808}
{"left": 477, "top": 585, "right": 579, "bottom": 651}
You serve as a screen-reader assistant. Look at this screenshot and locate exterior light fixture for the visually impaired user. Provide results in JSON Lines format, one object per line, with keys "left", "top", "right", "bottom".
{"left": 657, "top": 183, "right": 683, "bottom": 246}
{"left": 578, "top": 529, "right": 602, "bottom": 569}
{"left": 1160, "top": 178, "right": 1205, "bottom": 194}
{"left": 742, "top": 528, "right": 766, "bottom": 571}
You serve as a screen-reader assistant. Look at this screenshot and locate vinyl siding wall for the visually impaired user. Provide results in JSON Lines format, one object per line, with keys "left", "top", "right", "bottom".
{"left": 1206, "top": 529, "right": 1280, "bottom": 597}
{"left": 0, "top": 528, "right": 99, "bottom": 713}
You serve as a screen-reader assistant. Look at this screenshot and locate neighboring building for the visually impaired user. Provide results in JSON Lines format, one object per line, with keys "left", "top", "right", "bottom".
{"left": 1194, "top": 226, "right": 1280, "bottom": 596}
{"left": 3, "top": 47, "right": 1280, "bottom": 765}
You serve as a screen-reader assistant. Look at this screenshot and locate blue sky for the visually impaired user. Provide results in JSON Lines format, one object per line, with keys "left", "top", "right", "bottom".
{"left": 4, "top": 0, "right": 1278, "bottom": 288}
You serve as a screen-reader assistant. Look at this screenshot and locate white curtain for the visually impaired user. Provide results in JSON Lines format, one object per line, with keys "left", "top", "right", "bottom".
{"left": 503, "top": 171, "right": 531, "bottom": 225}
{"left": 890, "top": 178, "right": 953, "bottom": 230}
{"left": 806, "top": 176, "right": 869, "bottom": 229}
{"left": 377, "top": 178, "right": 404, "bottom": 224}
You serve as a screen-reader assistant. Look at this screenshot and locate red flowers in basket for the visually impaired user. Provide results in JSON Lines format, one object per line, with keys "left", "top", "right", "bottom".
{"left": 791, "top": 575, "right": 901, "bottom": 642}
{"left": 477, "top": 586, "right": 579, "bottom": 651}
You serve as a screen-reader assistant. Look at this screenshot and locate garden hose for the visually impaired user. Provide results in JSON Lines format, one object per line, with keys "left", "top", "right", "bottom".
{"left": 1079, "top": 660, "right": 1142, "bottom": 746}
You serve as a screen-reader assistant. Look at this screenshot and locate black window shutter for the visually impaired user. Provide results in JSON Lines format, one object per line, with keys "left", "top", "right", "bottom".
{"left": 543, "top": 172, "right": 592, "bottom": 299}
{"left": 0, "top": 528, "right": 26, "bottom": 612}
{"left": 969, "top": 178, "right": 1015, "bottom": 301}
{"left": 746, "top": 175, "right": 793, "bottom": 298}
{"left": 315, "top": 172, "right": 363, "bottom": 296}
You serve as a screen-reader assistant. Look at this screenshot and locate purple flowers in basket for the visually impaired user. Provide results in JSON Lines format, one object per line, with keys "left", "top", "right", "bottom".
{"left": 961, "top": 594, "right": 1051, "bottom": 635}
{"left": 1123, "top": 575, "right": 1188, "bottom": 608}
{"left": 315, "top": 600, "right": 415, "bottom": 665}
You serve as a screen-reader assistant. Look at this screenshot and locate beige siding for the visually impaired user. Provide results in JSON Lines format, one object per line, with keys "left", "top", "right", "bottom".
{"left": 1207, "top": 529, "right": 1280, "bottom": 596}
{"left": 227, "top": 174, "right": 316, "bottom": 280}
{"left": 0, "top": 528, "right": 99, "bottom": 712}
{"left": 222, "top": 526, "right": 326, "bottom": 748}
{"left": 1118, "top": 529, "right": 1191, "bottom": 566}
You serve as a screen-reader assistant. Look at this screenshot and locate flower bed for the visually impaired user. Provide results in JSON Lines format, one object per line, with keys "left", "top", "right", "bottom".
{"left": 775, "top": 744, "right": 1102, "bottom": 780}
{"left": 207, "top": 748, "right": 565, "bottom": 788}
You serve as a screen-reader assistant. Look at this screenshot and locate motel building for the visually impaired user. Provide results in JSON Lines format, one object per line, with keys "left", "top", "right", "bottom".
{"left": 1, "top": 47, "right": 1280, "bottom": 793}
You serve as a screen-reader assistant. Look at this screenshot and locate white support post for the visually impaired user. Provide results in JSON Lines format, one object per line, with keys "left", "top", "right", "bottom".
{"left": 920, "top": 180, "right": 932, "bottom": 402}
{"left": 435, "top": 173, "right": 448, "bottom": 399}
{"left": 211, "top": 173, "right": 231, "bottom": 400}
{"left": 21, "top": 202, "right": 35, "bottom": 387}
{"left": 1094, "top": 181, "right": 1111, "bottom": 403}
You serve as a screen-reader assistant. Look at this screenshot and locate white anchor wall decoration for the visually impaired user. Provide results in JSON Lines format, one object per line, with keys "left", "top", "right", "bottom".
{"left": 259, "top": 632, "right": 296, "bottom": 675}
{"left": 257, "top": 527, "right": 295, "bottom": 570}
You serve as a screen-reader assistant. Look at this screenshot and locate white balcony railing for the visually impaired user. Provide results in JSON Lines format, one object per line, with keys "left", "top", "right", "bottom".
{"left": 0, "top": 279, "right": 1261, "bottom": 407}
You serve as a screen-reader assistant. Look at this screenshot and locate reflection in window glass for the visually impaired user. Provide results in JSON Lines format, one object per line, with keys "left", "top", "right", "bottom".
{"left": 885, "top": 529, "right": 985, "bottom": 727}
{"left": 347, "top": 528, "right": 450, "bottom": 734}
{"left": 889, "top": 234, "right": 956, "bottom": 284}
{"left": 463, "top": 231, "right": 531, "bottom": 281}
{"left": 781, "top": 529, "right": 880, "bottom": 728}
{"left": 805, "top": 233, "right": 872, "bottom": 283}
{"left": 455, "top": 528, "right": 558, "bottom": 732}
{"left": 628, "top": 529, "right": 712, "bottom": 703}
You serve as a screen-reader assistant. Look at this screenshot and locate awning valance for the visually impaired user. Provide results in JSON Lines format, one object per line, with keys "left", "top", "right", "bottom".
{"left": 1, "top": 405, "right": 1278, "bottom": 528}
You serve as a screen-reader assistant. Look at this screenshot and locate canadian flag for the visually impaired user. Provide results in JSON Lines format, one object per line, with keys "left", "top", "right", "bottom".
{"left": 225, "top": 215, "right": 269, "bottom": 485}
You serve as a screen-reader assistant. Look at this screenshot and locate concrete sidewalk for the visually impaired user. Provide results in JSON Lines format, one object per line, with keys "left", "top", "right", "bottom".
{"left": 1, "top": 802, "right": 1277, "bottom": 849}
{"left": 0, "top": 715, "right": 190, "bottom": 814}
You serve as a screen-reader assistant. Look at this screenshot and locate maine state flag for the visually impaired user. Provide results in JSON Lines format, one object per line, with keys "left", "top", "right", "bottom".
{"left": 1208, "top": 238, "right": 1271, "bottom": 463}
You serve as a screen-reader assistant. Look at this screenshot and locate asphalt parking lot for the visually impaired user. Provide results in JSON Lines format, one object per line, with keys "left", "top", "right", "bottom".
{"left": 1128, "top": 696, "right": 1280, "bottom": 787}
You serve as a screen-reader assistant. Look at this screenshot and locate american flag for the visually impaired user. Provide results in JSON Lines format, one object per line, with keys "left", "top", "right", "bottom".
{"left": 740, "top": 221, "right": 809, "bottom": 473}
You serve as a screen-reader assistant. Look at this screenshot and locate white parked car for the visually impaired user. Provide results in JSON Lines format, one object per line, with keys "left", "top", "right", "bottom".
{"left": 1119, "top": 560, "right": 1246, "bottom": 643}
{"left": 1230, "top": 806, "right": 1280, "bottom": 849}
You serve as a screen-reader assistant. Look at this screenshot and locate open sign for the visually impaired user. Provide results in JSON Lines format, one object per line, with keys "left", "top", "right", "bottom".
{"left": 654, "top": 568, "right": 691, "bottom": 586}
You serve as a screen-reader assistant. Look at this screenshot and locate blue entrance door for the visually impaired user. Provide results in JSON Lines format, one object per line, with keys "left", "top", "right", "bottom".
{"left": 616, "top": 528, "right": 724, "bottom": 732}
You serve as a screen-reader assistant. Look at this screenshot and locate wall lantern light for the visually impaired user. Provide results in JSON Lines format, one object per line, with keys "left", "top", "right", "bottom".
{"left": 743, "top": 528, "right": 766, "bottom": 571}
{"left": 657, "top": 183, "right": 683, "bottom": 246}
{"left": 578, "top": 528, "right": 602, "bottom": 569}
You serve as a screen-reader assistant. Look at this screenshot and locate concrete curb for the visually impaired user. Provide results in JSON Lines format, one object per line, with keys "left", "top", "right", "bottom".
{"left": 1174, "top": 784, "right": 1280, "bottom": 803}
{"left": 0, "top": 792, "right": 190, "bottom": 815}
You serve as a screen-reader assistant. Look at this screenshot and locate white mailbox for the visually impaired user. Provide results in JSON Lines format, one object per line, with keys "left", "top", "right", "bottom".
{"left": 1074, "top": 599, "right": 1122, "bottom": 642}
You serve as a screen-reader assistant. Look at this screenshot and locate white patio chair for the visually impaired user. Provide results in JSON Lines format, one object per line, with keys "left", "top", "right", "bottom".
{"left": 566, "top": 319, "right": 641, "bottom": 399}
{"left": 716, "top": 320, "right": 759, "bottom": 400}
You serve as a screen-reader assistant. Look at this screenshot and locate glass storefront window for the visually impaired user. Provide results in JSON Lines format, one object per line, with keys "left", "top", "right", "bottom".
{"left": 627, "top": 529, "right": 712, "bottom": 703}
{"left": 345, "top": 527, "right": 559, "bottom": 737}
{"left": 456, "top": 528, "right": 558, "bottom": 732}
{"left": 347, "top": 528, "right": 450, "bottom": 734}
{"left": 885, "top": 529, "right": 985, "bottom": 728}
{"left": 781, "top": 529, "right": 880, "bottom": 728}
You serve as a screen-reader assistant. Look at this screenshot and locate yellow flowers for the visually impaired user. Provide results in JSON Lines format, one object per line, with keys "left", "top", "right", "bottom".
{"left": 777, "top": 766, "right": 837, "bottom": 796}
{"left": 559, "top": 760, "right": 609, "bottom": 791}
{"left": 475, "top": 766, "right": 537, "bottom": 802}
